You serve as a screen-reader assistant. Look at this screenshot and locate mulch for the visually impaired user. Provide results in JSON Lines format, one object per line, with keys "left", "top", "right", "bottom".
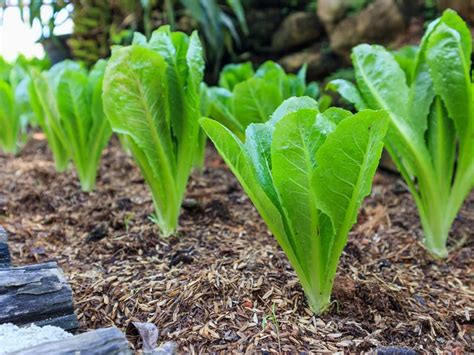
{"left": 0, "top": 135, "right": 472, "bottom": 353}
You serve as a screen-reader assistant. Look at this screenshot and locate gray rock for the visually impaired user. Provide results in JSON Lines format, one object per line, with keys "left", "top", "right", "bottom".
{"left": 272, "top": 12, "right": 323, "bottom": 52}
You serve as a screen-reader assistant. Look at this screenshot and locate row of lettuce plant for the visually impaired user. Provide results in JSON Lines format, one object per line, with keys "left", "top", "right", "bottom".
{"left": 0, "top": 56, "right": 49, "bottom": 154}
{"left": 100, "top": 27, "right": 388, "bottom": 313}
{"left": 0, "top": 9, "right": 471, "bottom": 314}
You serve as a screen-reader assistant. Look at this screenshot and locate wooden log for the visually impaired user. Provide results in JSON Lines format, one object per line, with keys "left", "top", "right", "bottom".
{"left": 12, "top": 327, "right": 132, "bottom": 355}
{"left": 0, "top": 226, "right": 10, "bottom": 268}
{"left": 0, "top": 262, "right": 79, "bottom": 330}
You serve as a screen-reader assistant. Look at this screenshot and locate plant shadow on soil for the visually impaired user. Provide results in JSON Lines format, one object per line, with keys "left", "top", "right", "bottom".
{"left": 0, "top": 136, "right": 472, "bottom": 353}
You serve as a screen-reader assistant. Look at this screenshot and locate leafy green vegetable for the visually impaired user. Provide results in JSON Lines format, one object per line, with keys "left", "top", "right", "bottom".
{"left": 29, "top": 60, "right": 112, "bottom": 191}
{"left": 328, "top": 10, "right": 474, "bottom": 258}
{"left": 0, "top": 79, "right": 19, "bottom": 154}
{"left": 0, "top": 60, "right": 39, "bottom": 154}
{"left": 102, "top": 26, "right": 204, "bottom": 237}
{"left": 28, "top": 61, "right": 78, "bottom": 172}
{"left": 205, "top": 61, "right": 328, "bottom": 140}
{"left": 201, "top": 97, "right": 388, "bottom": 314}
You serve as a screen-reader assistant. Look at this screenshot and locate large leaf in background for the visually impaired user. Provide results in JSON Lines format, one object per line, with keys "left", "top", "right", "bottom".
{"left": 232, "top": 78, "right": 282, "bottom": 127}
{"left": 14, "top": 77, "right": 35, "bottom": 129}
{"left": 352, "top": 45, "right": 409, "bottom": 126}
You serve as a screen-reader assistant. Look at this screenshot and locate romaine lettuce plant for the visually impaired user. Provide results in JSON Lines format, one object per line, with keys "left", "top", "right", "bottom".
{"left": 29, "top": 60, "right": 112, "bottom": 191}
{"left": 201, "top": 97, "right": 388, "bottom": 314}
{"left": 0, "top": 63, "right": 36, "bottom": 154}
{"left": 328, "top": 10, "right": 474, "bottom": 258}
{"left": 204, "top": 61, "right": 325, "bottom": 140}
{"left": 0, "top": 79, "right": 21, "bottom": 154}
{"left": 102, "top": 27, "right": 204, "bottom": 237}
{"left": 28, "top": 61, "right": 79, "bottom": 172}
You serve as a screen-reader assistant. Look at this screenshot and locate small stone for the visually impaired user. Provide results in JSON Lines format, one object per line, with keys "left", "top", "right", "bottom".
{"left": 85, "top": 224, "right": 108, "bottom": 243}
{"left": 182, "top": 198, "right": 200, "bottom": 210}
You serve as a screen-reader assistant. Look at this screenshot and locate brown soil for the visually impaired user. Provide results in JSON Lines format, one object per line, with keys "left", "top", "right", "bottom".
{"left": 0, "top": 136, "right": 472, "bottom": 353}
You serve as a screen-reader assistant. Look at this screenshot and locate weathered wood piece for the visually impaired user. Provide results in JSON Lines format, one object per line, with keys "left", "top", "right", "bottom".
{"left": 0, "top": 262, "right": 79, "bottom": 330}
{"left": 12, "top": 327, "right": 132, "bottom": 355}
{"left": 0, "top": 226, "right": 10, "bottom": 268}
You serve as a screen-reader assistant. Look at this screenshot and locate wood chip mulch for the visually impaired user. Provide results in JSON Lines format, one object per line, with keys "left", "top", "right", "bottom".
{"left": 0, "top": 136, "right": 472, "bottom": 353}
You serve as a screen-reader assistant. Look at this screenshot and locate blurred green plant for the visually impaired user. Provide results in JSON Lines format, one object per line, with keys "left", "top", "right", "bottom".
{"left": 29, "top": 60, "right": 112, "bottom": 190}
{"left": 0, "top": 55, "right": 50, "bottom": 154}
{"left": 0, "top": 73, "right": 30, "bottom": 154}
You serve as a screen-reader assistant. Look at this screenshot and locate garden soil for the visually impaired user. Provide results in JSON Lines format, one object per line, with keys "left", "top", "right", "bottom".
{"left": 0, "top": 135, "right": 472, "bottom": 353}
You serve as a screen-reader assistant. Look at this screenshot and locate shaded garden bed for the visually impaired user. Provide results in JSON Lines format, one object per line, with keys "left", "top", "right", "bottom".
{"left": 0, "top": 136, "right": 472, "bottom": 352}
